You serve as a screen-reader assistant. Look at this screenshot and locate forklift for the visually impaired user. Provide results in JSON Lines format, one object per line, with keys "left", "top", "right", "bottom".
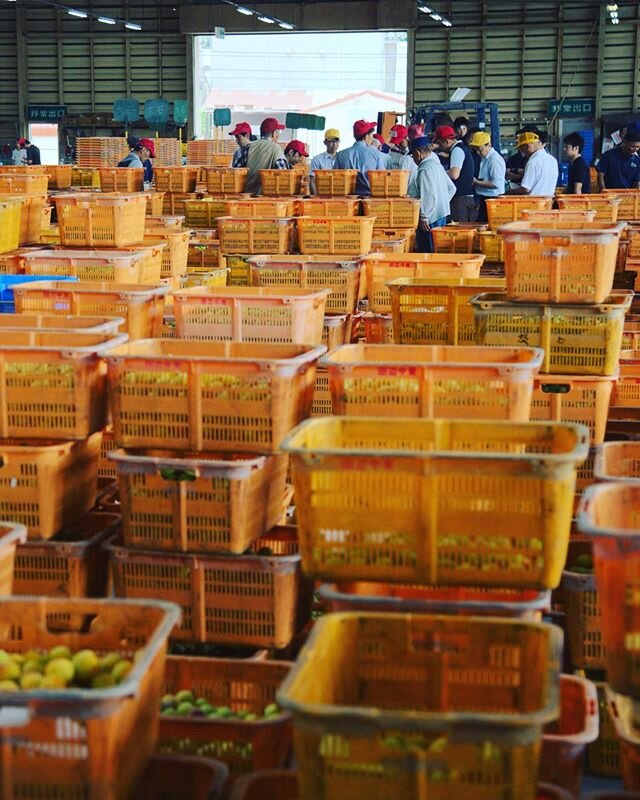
{"left": 409, "top": 101, "right": 502, "bottom": 151}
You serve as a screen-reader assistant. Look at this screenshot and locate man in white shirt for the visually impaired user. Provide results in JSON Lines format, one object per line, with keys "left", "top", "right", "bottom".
{"left": 508, "top": 131, "right": 558, "bottom": 196}
{"left": 11, "top": 146, "right": 25, "bottom": 166}
{"left": 469, "top": 131, "right": 506, "bottom": 223}
{"left": 309, "top": 128, "right": 340, "bottom": 194}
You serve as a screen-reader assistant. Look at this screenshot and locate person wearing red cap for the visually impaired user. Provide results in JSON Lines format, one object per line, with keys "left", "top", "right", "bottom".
{"left": 408, "top": 123, "right": 424, "bottom": 142}
{"left": 388, "top": 124, "right": 417, "bottom": 181}
{"left": 244, "top": 117, "right": 288, "bottom": 194}
{"left": 229, "top": 122, "right": 253, "bottom": 168}
{"left": 434, "top": 124, "right": 477, "bottom": 222}
{"left": 17, "top": 137, "right": 40, "bottom": 166}
{"left": 333, "top": 120, "right": 387, "bottom": 196}
{"left": 138, "top": 138, "right": 156, "bottom": 184}
{"left": 118, "top": 136, "right": 145, "bottom": 169}
{"left": 283, "top": 140, "right": 308, "bottom": 168}
{"left": 371, "top": 134, "right": 390, "bottom": 166}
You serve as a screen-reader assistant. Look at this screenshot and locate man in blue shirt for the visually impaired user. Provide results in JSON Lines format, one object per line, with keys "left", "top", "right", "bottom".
{"left": 409, "top": 136, "right": 456, "bottom": 253}
{"left": 563, "top": 132, "right": 591, "bottom": 194}
{"left": 597, "top": 125, "right": 640, "bottom": 190}
{"left": 333, "top": 119, "right": 387, "bottom": 196}
{"left": 309, "top": 128, "right": 340, "bottom": 194}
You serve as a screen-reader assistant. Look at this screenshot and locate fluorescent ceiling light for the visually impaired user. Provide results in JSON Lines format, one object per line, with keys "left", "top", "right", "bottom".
{"left": 418, "top": 5, "right": 432, "bottom": 12}
{"left": 124, "top": 21, "right": 141, "bottom": 29}
{"left": 67, "top": 8, "right": 88, "bottom": 17}
{"left": 612, "top": 17, "right": 620, "bottom": 23}
{"left": 430, "top": 13, "right": 442, "bottom": 21}
{"left": 257, "top": 14, "right": 275, "bottom": 22}
{"left": 278, "top": 21, "right": 294, "bottom": 29}
{"left": 442, "top": 18, "right": 452, "bottom": 26}
{"left": 97, "top": 15, "right": 116, "bottom": 23}
{"left": 236, "top": 6, "right": 253, "bottom": 15}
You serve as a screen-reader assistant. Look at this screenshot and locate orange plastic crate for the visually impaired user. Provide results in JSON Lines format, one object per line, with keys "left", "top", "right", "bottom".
{"left": 593, "top": 441, "right": 640, "bottom": 482}
{"left": 0, "top": 173, "right": 48, "bottom": 194}
{"left": 226, "top": 198, "right": 295, "bottom": 217}
{"left": 531, "top": 375, "right": 616, "bottom": 445}
{"left": 479, "top": 229, "right": 505, "bottom": 261}
{"left": 431, "top": 225, "right": 477, "bottom": 254}
{"left": 0, "top": 597, "right": 179, "bottom": 800}
{"left": 0, "top": 433, "right": 101, "bottom": 540}
{"left": 71, "top": 166, "right": 99, "bottom": 187}
{"left": 577, "top": 483, "right": 640, "bottom": 696}
{"left": 283, "top": 417, "right": 588, "bottom": 587}
{"left": 188, "top": 234, "right": 222, "bottom": 272}
{"left": 486, "top": 196, "right": 554, "bottom": 230}
{"left": 0, "top": 193, "right": 48, "bottom": 245}
{"left": 107, "top": 340, "right": 323, "bottom": 452}
{"left": 561, "top": 539, "right": 605, "bottom": 671}
{"left": 361, "top": 198, "right": 420, "bottom": 228}
{"left": 311, "top": 367, "right": 331, "bottom": 416}
{"left": 0, "top": 521, "right": 27, "bottom": 594}
{"left": 145, "top": 215, "right": 184, "bottom": 233}
{"left": 217, "top": 217, "right": 296, "bottom": 255}
{"left": 204, "top": 168, "right": 248, "bottom": 194}
{"left": 521, "top": 209, "right": 598, "bottom": 224}
{"left": 297, "top": 216, "right": 375, "bottom": 255}
{"left": 556, "top": 194, "right": 621, "bottom": 223}
{"left": 22, "top": 247, "right": 148, "bottom": 282}
{"left": 13, "top": 511, "right": 120, "bottom": 597}
{"left": 184, "top": 198, "right": 230, "bottom": 228}
{"left": 371, "top": 233, "right": 412, "bottom": 253}
{"left": 606, "top": 688, "right": 640, "bottom": 790}
{"left": 278, "top": 613, "right": 562, "bottom": 800}
{"left": 154, "top": 167, "right": 199, "bottom": 192}
{"left": 44, "top": 165, "right": 73, "bottom": 190}
{"left": 247, "top": 254, "right": 361, "bottom": 314}
{"left": 118, "top": 242, "right": 166, "bottom": 284}
{"left": 157, "top": 657, "right": 293, "bottom": 778}
{"left": 540, "top": 674, "right": 599, "bottom": 797}
{"left": 163, "top": 192, "right": 203, "bottom": 216}
{"left": 98, "top": 168, "right": 144, "bottom": 193}
{"left": 0, "top": 330, "right": 125, "bottom": 439}
{"left": 144, "top": 230, "right": 190, "bottom": 278}
{"left": 587, "top": 681, "right": 621, "bottom": 778}
{"left": 603, "top": 188, "right": 640, "bottom": 220}
{"left": 13, "top": 280, "right": 169, "bottom": 340}
{"left": 137, "top": 755, "right": 228, "bottom": 800}
{"left": 362, "top": 312, "right": 393, "bottom": 343}
{"left": 323, "top": 343, "right": 543, "bottom": 421}
{"left": 108, "top": 527, "right": 312, "bottom": 648}
{"left": 500, "top": 220, "right": 625, "bottom": 303}
{"left": 367, "top": 169, "right": 411, "bottom": 197}
{"left": 296, "top": 197, "right": 360, "bottom": 217}
{"left": 173, "top": 286, "right": 329, "bottom": 345}
{"left": 364, "top": 252, "right": 485, "bottom": 313}
{"left": 258, "top": 170, "right": 302, "bottom": 196}
{"left": 321, "top": 314, "right": 351, "bottom": 351}
{"left": 53, "top": 193, "right": 147, "bottom": 247}
{"left": 0, "top": 313, "right": 124, "bottom": 335}
{"left": 313, "top": 170, "right": 358, "bottom": 196}
{"left": 111, "top": 448, "right": 288, "bottom": 553}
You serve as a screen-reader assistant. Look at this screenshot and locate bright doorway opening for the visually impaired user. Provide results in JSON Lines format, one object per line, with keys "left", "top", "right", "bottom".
{"left": 28, "top": 124, "right": 59, "bottom": 165}
{"left": 193, "top": 31, "right": 408, "bottom": 155}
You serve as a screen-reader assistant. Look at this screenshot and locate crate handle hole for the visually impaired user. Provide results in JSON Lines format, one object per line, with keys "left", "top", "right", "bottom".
{"left": 540, "top": 384, "right": 571, "bottom": 394}
{"left": 159, "top": 468, "right": 197, "bottom": 482}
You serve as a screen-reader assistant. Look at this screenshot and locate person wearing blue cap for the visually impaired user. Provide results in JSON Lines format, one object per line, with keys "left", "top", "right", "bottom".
{"left": 597, "top": 124, "right": 640, "bottom": 190}
{"left": 408, "top": 136, "right": 456, "bottom": 253}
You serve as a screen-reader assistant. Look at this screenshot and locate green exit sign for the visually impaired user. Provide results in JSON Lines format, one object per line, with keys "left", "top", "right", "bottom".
{"left": 548, "top": 98, "right": 595, "bottom": 117}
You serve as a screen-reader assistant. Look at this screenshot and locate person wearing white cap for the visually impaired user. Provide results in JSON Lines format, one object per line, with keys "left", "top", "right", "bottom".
{"left": 309, "top": 129, "right": 340, "bottom": 194}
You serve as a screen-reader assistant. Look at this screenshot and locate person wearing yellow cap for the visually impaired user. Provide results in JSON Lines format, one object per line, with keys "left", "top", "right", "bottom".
{"left": 508, "top": 130, "right": 558, "bottom": 196}
{"left": 309, "top": 129, "right": 340, "bottom": 194}
{"left": 468, "top": 131, "right": 506, "bottom": 223}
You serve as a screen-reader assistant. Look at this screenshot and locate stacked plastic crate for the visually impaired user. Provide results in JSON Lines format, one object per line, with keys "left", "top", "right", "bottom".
{"left": 479, "top": 194, "right": 555, "bottom": 264}
{"left": 0, "top": 166, "right": 52, "bottom": 251}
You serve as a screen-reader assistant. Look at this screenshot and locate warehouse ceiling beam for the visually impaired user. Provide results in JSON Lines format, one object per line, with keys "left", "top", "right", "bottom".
{"left": 0, "top": 0, "right": 143, "bottom": 29}
{"left": 180, "top": 0, "right": 418, "bottom": 33}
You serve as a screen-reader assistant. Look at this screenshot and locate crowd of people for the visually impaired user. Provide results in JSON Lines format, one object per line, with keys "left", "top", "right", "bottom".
{"left": 71, "top": 112, "right": 640, "bottom": 254}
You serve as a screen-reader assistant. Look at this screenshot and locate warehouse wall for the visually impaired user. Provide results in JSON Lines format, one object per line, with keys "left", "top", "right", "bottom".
{"left": 411, "top": 1, "right": 640, "bottom": 139}
{"left": 0, "top": 0, "right": 188, "bottom": 143}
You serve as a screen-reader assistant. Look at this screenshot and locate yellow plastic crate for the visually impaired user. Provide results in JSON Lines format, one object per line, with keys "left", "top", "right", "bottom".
{"left": 154, "top": 167, "right": 199, "bottom": 193}
{"left": 313, "top": 170, "right": 358, "bottom": 196}
{"left": 172, "top": 285, "right": 329, "bottom": 344}
{"left": 226, "top": 198, "right": 296, "bottom": 217}
{"left": 297, "top": 217, "right": 375, "bottom": 255}
{"left": 205, "top": 168, "right": 248, "bottom": 194}
{"left": 282, "top": 417, "right": 588, "bottom": 587}
{"left": 296, "top": 197, "right": 360, "bottom": 218}
{"left": 556, "top": 194, "right": 621, "bottom": 223}
{"left": 53, "top": 194, "right": 147, "bottom": 248}
{"left": 324, "top": 343, "right": 544, "bottom": 421}
{"left": 486, "top": 197, "right": 554, "bottom": 230}
{"left": 217, "top": 217, "right": 296, "bottom": 255}
{"left": 247, "top": 254, "right": 361, "bottom": 314}
{"left": 183, "top": 198, "right": 230, "bottom": 228}
{"left": 388, "top": 277, "right": 506, "bottom": 346}
{"left": 278, "top": 613, "right": 562, "bottom": 800}
{"left": 472, "top": 291, "right": 632, "bottom": 375}
{"left": 361, "top": 198, "right": 420, "bottom": 228}
{"left": 0, "top": 199, "right": 21, "bottom": 254}
{"left": 603, "top": 189, "right": 640, "bottom": 220}
{"left": 479, "top": 230, "right": 505, "bottom": 261}
{"left": 44, "top": 165, "right": 73, "bottom": 190}
{"left": 258, "top": 170, "right": 302, "bottom": 196}
{"left": 179, "top": 267, "right": 228, "bottom": 289}
{"left": 0, "top": 174, "right": 48, "bottom": 194}
{"left": 98, "top": 168, "right": 144, "bottom": 193}
{"left": 431, "top": 224, "right": 477, "bottom": 254}
{"left": 613, "top": 350, "right": 640, "bottom": 407}
{"left": 0, "top": 193, "right": 48, "bottom": 246}
{"left": 144, "top": 231, "right": 190, "bottom": 279}
{"left": 499, "top": 220, "right": 624, "bottom": 303}
{"left": 365, "top": 252, "right": 486, "bottom": 313}
{"left": 106, "top": 340, "right": 325, "bottom": 453}
{"left": 162, "top": 192, "right": 202, "bottom": 217}
{"left": 367, "top": 169, "right": 411, "bottom": 197}
{"left": 187, "top": 236, "right": 222, "bottom": 272}
{"left": 224, "top": 254, "right": 252, "bottom": 286}
{"left": 71, "top": 167, "right": 99, "bottom": 187}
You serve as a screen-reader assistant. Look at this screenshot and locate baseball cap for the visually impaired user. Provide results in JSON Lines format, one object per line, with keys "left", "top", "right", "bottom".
{"left": 390, "top": 124, "right": 409, "bottom": 142}
{"left": 324, "top": 128, "right": 340, "bottom": 141}
{"left": 286, "top": 139, "right": 309, "bottom": 158}
{"left": 434, "top": 125, "right": 456, "bottom": 141}
{"left": 468, "top": 131, "right": 491, "bottom": 147}
{"left": 139, "top": 138, "right": 156, "bottom": 158}
{"left": 408, "top": 124, "right": 424, "bottom": 140}
{"left": 353, "top": 120, "right": 377, "bottom": 138}
{"left": 260, "top": 117, "right": 286, "bottom": 136}
{"left": 517, "top": 131, "right": 540, "bottom": 147}
{"left": 17, "top": 138, "right": 28, "bottom": 146}
{"left": 373, "top": 133, "right": 386, "bottom": 145}
{"left": 409, "top": 136, "right": 431, "bottom": 152}
{"left": 229, "top": 122, "right": 252, "bottom": 137}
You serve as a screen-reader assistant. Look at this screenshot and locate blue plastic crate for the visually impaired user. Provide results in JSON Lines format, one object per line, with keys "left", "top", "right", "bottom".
{"left": 0, "top": 275, "right": 78, "bottom": 313}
